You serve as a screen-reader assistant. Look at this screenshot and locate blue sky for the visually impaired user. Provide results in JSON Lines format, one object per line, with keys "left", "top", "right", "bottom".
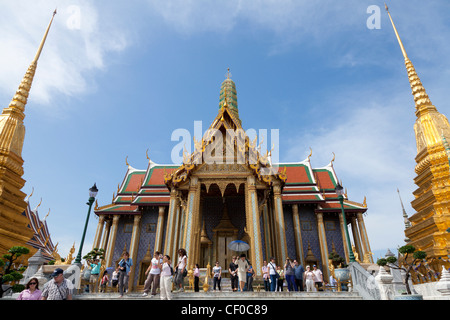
{"left": 1, "top": 1, "right": 450, "bottom": 262}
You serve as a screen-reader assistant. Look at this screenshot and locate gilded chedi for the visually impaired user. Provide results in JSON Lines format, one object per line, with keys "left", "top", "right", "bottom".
{"left": 386, "top": 5, "right": 450, "bottom": 259}
{"left": 0, "top": 10, "right": 56, "bottom": 259}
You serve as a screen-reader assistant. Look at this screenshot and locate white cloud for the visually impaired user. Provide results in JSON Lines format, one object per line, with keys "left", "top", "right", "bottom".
{"left": 281, "top": 78, "right": 423, "bottom": 251}
{"left": 0, "top": 1, "right": 128, "bottom": 114}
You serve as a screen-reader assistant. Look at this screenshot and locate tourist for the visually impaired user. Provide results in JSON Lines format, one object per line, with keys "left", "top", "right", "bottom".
{"left": 111, "top": 267, "right": 119, "bottom": 288}
{"left": 293, "top": 260, "right": 304, "bottom": 291}
{"left": 89, "top": 258, "right": 101, "bottom": 293}
{"left": 99, "top": 270, "right": 109, "bottom": 293}
{"left": 229, "top": 256, "right": 238, "bottom": 292}
{"left": 143, "top": 251, "right": 161, "bottom": 297}
{"left": 304, "top": 265, "right": 316, "bottom": 292}
{"left": 235, "top": 254, "right": 249, "bottom": 292}
{"left": 16, "top": 277, "right": 42, "bottom": 300}
{"left": 276, "top": 266, "right": 284, "bottom": 291}
{"left": 160, "top": 255, "right": 173, "bottom": 300}
{"left": 194, "top": 264, "right": 200, "bottom": 292}
{"left": 313, "top": 265, "right": 323, "bottom": 291}
{"left": 284, "top": 257, "right": 297, "bottom": 292}
{"left": 267, "top": 257, "right": 277, "bottom": 291}
{"left": 117, "top": 251, "right": 133, "bottom": 298}
{"left": 174, "top": 248, "right": 187, "bottom": 292}
{"left": 41, "top": 268, "right": 73, "bottom": 300}
{"left": 212, "top": 261, "right": 222, "bottom": 291}
{"left": 246, "top": 261, "right": 255, "bottom": 291}
{"left": 262, "top": 260, "right": 269, "bottom": 291}
{"left": 328, "top": 275, "right": 338, "bottom": 292}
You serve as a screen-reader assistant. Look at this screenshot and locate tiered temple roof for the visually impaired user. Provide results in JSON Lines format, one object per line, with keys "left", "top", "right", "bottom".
{"left": 95, "top": 156, "right": 367, "bottom": 215}
{"left": 23, "top": 196, "right": 56, "bottom": 261}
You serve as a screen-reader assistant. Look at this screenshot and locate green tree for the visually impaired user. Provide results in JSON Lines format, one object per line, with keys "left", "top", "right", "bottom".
{"left": 0, "top": 246, "right": 29, "bottom": 297}
{"left": 328, "top": 251, "right": 347, "bottom": 268}
{"left": 377, "top": 245, "right": 426, "bottom": 295}
{"left": 82, "top": 248, "right": 105, "bottom": 261}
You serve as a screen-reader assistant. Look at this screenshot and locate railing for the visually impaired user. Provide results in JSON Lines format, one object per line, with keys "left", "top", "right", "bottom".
{"left": 349, "top": 262, "right": 381, "bottom": 300}
{"left": 408, "top": 259, "right": 450, "bottom": 285}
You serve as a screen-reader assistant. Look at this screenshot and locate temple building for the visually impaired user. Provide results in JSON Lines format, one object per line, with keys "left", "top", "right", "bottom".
{"left": 93, "top": 72, "right": 372, "bottom": 291}
{"left": 386, "top": 5, "right": 450, "bottom": 259}
{"left": 0, "top": 11, "right": 57, "bottom": 261}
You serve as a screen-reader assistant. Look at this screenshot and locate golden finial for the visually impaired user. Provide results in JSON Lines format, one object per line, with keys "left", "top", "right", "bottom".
{"left": 44, "top": 208, "right": 50, "bottom": 220}
{"left": 35, "top": 207, "right": 50, "bottom": 237}
{"left": 363, "top": 196, "right": 367, "bottom": 207}
{"left": 33, "top": 9, "right": 57, "bottom": 65}
{"left": 25, "top": 187, "right": 34, "bottom": 202}
{"left": 384, "top": 3, "right": 408, "bottom": 59}
{"left": 94, "top": 200, "right": 99, "bottom": 210}
{"left": 307, "top": 147, "right": 312, "bottom": 160}
{"left": 257, "top": 135, "right": 264, "bottom": 152}
{"left": 34, "top": 198, "right": 42, "bottom": 211}
{"left": 125, "top": 156, "right": 129, "bottom": 166}
{"left": 226, "top": 67, "right": 232, "bottom": 79}
{"left": 331, "top": 152, "right": 335, "bottom": 165}
{"left": 146, "top": 148, "right": 150, "bottom": 161}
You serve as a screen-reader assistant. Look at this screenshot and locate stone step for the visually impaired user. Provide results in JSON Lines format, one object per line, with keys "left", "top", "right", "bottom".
{"left": 73, "top": 290, "right": 363, "bottom": 300}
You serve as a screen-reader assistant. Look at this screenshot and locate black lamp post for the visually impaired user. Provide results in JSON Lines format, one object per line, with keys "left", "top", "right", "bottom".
{"left": 74, "top": 183, "right": 98, "bottom": 265}
{"left": 335, "top": 182, "right": 355, "bottom": 263}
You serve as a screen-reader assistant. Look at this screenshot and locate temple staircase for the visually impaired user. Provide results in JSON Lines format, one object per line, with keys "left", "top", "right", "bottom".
{"left": 73, "top": 277, "right": 363, "bottom": 300}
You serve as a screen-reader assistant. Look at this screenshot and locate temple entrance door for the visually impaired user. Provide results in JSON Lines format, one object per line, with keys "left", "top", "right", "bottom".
{"left": 216, "top": 234, "right": 234, "bottom": 277}
{"left": 212, "top": 202, "right": 239, "bottom": 278}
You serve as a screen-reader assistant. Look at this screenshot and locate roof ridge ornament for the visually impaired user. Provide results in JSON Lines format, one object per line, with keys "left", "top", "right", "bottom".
{"left": 226, "top": 67, "right": 232, "bottom": 79}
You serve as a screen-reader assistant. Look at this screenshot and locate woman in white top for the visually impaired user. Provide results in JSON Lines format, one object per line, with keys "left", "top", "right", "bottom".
{"left": 304, "top": 265, "right": 317, "bottom": 292}
{"left": 267, "top": 257, "right": 277, "bottom": 292}
{"left": 160, "top": 255, "right": 173, "bottom": 300}
{"left": 175, "top": 248, "right": 187, "bottom": 292}
{"left": 212, "top": 261, "right": 222, "bottom": 291}
{"left": 143, "top": 251, "right": 161, "bottom": 297}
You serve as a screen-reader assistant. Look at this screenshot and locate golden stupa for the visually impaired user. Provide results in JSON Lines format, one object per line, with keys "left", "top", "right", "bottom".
{"left": 386, "top": 5, "right": 450, "bottom": 259}
{"left": 0, "top": 10, "right": 56, "bottom": 258}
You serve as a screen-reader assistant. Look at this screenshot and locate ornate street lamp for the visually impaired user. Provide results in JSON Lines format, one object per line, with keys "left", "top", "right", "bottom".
{"left": 335, "top": 182, "right": 355, "bottom": 263}
{"left": 74, "top": 183, "right": 98, "bottom": 265}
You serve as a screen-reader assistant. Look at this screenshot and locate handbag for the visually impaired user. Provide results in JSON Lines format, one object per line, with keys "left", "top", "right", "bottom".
{"left": 270, "top": 263, "right": 280, "bottom": 279}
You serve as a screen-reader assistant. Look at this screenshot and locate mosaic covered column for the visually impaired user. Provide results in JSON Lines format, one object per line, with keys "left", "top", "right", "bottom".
{"left": 183, "top": 176, "right": 201, "bottom": 264}
{"left": 262, "top": 202, "right": 272, "bottom": 261}
{"left": 105, "top": 215, "right": 120, "bottom": 268}
{"left": 292, "top": 204, "right": 305, "bottom": 266}
{"left": 246, "top": 175, "right": 263, "bottom": 277}
{"left": 338, "top": 212, "right": 350, "bottom": 263}
{"left": 164, "top": 189, "right": 179, "bottom": 258}
{"left": 154, "top": 206, "right": 165, "bottom": 254}
{"left": 170, "top": 204, "right": 181, "bottom": 262}
{"left": 178, "top": 205, "right": 186, "bottom": 251}
{"left": 316, "top": 212, "right": 330, "bottom": 279}
{"left": 273, "top": 182, "right": 288, "bottom": 264}
{"left": 100, "top": 219, "right": 111, "bottom": 250}
{"left": 92, "top": 215, "right": 105, "bottom": 249}
{"left": 357, "top": 212, "right": 373, "bottom": 263}
{"left": 128, "top": 214, "right": 141, "bottom": 291}
{"left": 351, "top": 216, "right": 363, "bottom": 261}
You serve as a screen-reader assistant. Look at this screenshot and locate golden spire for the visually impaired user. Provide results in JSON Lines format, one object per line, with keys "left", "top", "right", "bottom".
{"left": 5, "top": 9, "right": 57, "bottom": 115}
{"left": 384, "top": 4, "right": 407, "bottom": 59}
{"left": 385, "top": 4, "right": 435, "bottom": 116}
